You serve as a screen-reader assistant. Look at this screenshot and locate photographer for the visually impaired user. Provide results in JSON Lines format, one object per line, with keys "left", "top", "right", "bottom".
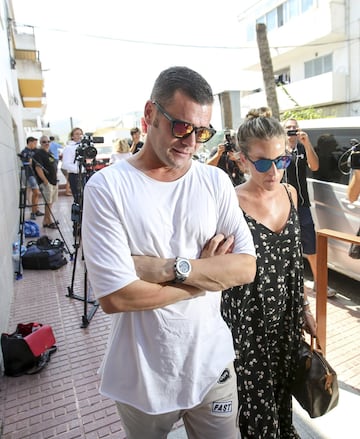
{"left": 33, "top": 135, "right": 59, "bottom": 229}
{"left": 207, "top": 130, "right": 246, "bottom": 186}
{"left": 283, "top": 118, "right": 336, "bottom": 297}
{"left": 61, "top": 127, "right": 84, "bottom": 203}
{"left": 19, "top": 136, "right": 44, "bottom": 220}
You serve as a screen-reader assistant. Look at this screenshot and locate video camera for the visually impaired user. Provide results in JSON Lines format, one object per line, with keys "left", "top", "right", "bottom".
{"left": 224, "top": 130, "right": 236, "bottom": 153}
{"left": 349, "top": 139, "right": 360, "bottom": 170}
{"left": 75, "top": 133, "right": 104, "bottom": 161}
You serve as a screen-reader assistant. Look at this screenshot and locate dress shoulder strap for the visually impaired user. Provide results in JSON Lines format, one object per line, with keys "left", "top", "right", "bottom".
{"left": 282, "top": 183, "right": 295, "bottom": 208}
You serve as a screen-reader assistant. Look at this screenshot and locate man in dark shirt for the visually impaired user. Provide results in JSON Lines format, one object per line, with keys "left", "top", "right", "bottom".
{"left": 284, "top": 118, "right": 336, "bottom": 297}
{"left": 19, "top": 136, "right": 44, "bottom": 220}
{"left": 33, "top": 135, "right": 59, "bottom": 229}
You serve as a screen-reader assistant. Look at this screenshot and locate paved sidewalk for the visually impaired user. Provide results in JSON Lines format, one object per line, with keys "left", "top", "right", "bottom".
{"left": 0, "top": 191, "right": 359, "bottom": 438}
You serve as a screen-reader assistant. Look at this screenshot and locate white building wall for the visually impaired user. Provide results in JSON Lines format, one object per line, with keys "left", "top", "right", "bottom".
{"left": 0, "top": 0, "right": 27, "bottom": 346}
{"left": 347, "top": 0, "right": 360, "bottom": 115}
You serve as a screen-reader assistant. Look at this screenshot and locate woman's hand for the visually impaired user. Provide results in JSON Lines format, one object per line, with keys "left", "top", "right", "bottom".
{"left": 303, "top": 308, "right": 317, "bottom": 337}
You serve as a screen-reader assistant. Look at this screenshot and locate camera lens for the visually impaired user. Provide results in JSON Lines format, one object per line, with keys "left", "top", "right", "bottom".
{"left": 84, "top": 146, "right": 97, "bottom": 159}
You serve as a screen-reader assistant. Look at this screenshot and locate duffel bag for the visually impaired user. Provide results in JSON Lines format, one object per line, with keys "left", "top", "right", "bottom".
{"left": 22, "top": 236, "right": 67, "bottom": 270}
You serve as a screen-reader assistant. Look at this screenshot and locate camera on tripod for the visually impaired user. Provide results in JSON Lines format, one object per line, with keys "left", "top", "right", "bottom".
{"left": 75, "top": 133, "right": 104, "bottom": 161}
{"left": 71, "top": 203, "right": 81, "bottom": 224}
{"left": 224, "top": 130, "right": 236, "bottom": 153}
{"left": 349, "top": 139, "right": 360, "bottom": 170}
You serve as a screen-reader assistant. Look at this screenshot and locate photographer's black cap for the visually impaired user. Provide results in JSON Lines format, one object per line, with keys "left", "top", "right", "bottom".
{"left": 27, "top": 136, "right": 37, "bottom": 142}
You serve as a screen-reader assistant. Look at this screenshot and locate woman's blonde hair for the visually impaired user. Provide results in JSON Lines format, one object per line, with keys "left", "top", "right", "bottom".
{"left": 247, "top": 106, "right": 273, "bottom": 118}
{"left": 116, "top": 139, "right": 130, "bottom": 153}
{"left": 237, "top": 108, "right": 285, "bottom": 156}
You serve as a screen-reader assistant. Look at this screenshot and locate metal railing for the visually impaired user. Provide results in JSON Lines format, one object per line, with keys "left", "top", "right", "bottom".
{"left": 316, "top": 229, "right": 360, "bottom": 354}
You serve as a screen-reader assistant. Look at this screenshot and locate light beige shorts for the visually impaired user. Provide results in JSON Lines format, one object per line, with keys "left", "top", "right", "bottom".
{"left": 40, "top": 183, "right": 58, "bottom": 204}
{"left": 116, "top": 362, "right": 239, "bottom": 439}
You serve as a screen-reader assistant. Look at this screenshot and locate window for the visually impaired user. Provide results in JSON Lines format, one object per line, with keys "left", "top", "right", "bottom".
{"left": 277, "top": 5, "right": 284, "bottom": 27}
{"left": 288, "top": 0, "right": 299, "bottom": 18}
{"left": 247, "top": 0, "right": 315, "bottom": 41}
{"left": 274, "top": 68, "right": 291, "bottom": 84}
{"left": 305, "top": 54, "right": 333, "bottom": 78}
{"left": 266, "top": 9, "right": 277, "bottom": 32}
{"left": 323, "top": 54, "right": 332, "bottom": 72}
{"left": 301, "top": 0, "right": 314, "bottom": 13}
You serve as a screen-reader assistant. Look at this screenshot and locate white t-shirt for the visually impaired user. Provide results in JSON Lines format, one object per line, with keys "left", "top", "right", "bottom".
{"left": 61, "top": 141, "right": 79, "bottom": 174}
{"left": 82, "top": 159, "right": 255, "bottom": 414}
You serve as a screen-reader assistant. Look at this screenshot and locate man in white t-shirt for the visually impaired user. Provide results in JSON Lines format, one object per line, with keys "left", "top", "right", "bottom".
{"left": 82, "top": 66, "right": 256, "bottom": 439}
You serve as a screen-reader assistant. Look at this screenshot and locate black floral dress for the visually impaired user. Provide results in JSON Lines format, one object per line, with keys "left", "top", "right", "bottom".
{"left": 222, "top": 189, "right": 304, "bottom": 439}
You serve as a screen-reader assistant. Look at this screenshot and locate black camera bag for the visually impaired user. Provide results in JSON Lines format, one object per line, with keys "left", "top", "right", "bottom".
{"left": 22, "top": 236, "right": 67, "bottom": 270}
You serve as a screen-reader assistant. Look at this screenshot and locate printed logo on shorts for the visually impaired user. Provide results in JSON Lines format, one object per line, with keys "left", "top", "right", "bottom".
{"left": 217, "top": 368, "right": 230, "bottom": 384}
{"left": 212, "top": 401, "right": 233, "bottom": 413}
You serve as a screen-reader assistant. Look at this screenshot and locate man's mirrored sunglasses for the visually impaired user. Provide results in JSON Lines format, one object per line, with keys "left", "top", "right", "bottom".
{"left": 246, "top": 154, "right": 292, "bottom": 173}
{"left": 152, "top": 101, "right": 216, "bottom": 143}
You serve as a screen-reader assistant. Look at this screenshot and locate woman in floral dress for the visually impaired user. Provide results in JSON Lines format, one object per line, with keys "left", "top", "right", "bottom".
{"left": 221, "top": 111, "right": 316, "bottom": 438}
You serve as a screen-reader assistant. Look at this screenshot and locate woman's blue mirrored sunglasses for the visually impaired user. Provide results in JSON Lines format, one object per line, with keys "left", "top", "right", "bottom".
{"left": 246, "top": 154, "right": 292, "bottom": 173}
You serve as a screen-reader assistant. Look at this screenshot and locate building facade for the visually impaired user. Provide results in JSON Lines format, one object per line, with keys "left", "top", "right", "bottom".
{"left": 0, "top": 0, "right": 46, "bottom": 347}
{"left": 236, "top": 0, "right": 360, "bottom": 118}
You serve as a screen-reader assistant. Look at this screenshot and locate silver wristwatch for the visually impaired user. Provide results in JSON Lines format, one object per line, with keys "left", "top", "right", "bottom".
{"left": 174, "top": 257, "right": 192, "bottom": 283}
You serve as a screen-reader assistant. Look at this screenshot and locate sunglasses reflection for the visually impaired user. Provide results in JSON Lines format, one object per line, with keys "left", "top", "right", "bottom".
{"left": 247, "top": 155, "right": 291, "bottom": 173}
{"left": 153, "top": 101, "right": 216, "bottom": 143}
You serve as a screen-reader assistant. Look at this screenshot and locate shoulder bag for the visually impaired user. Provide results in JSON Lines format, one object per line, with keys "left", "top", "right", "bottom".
{"left": 291, "top": 335, "right": 339, "bottom": 418}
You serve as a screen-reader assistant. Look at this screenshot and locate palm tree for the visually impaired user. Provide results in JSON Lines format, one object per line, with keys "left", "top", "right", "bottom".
{"left": 256, "top": 23, "right": 280, "bottom": 120}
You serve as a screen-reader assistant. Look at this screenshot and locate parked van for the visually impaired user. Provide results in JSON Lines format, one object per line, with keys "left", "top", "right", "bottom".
{"left": 293, "top": 117, "right": 360, "bottom": 282}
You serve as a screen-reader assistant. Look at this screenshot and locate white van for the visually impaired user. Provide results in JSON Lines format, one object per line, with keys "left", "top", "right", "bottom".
{"left": 296, "top": 117, "right": 360, "bottom": 282}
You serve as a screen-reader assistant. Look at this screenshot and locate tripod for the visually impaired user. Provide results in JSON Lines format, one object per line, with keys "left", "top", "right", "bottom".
{"left": 66, "top": 158, "right": 99, "bottom": 328}
{"left": 15, "top": 165, "right": 28, "bottom": 279}
{"left": 16, "top": 156, "right": 72, "bottom": 279}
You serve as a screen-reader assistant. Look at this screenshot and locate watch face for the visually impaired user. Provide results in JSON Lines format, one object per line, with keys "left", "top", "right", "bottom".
{"left": 178, "top": 259, "right": 191, "bottom": 274}
{"left": 174, "top": 257, "right": 191, "bottom": 282}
